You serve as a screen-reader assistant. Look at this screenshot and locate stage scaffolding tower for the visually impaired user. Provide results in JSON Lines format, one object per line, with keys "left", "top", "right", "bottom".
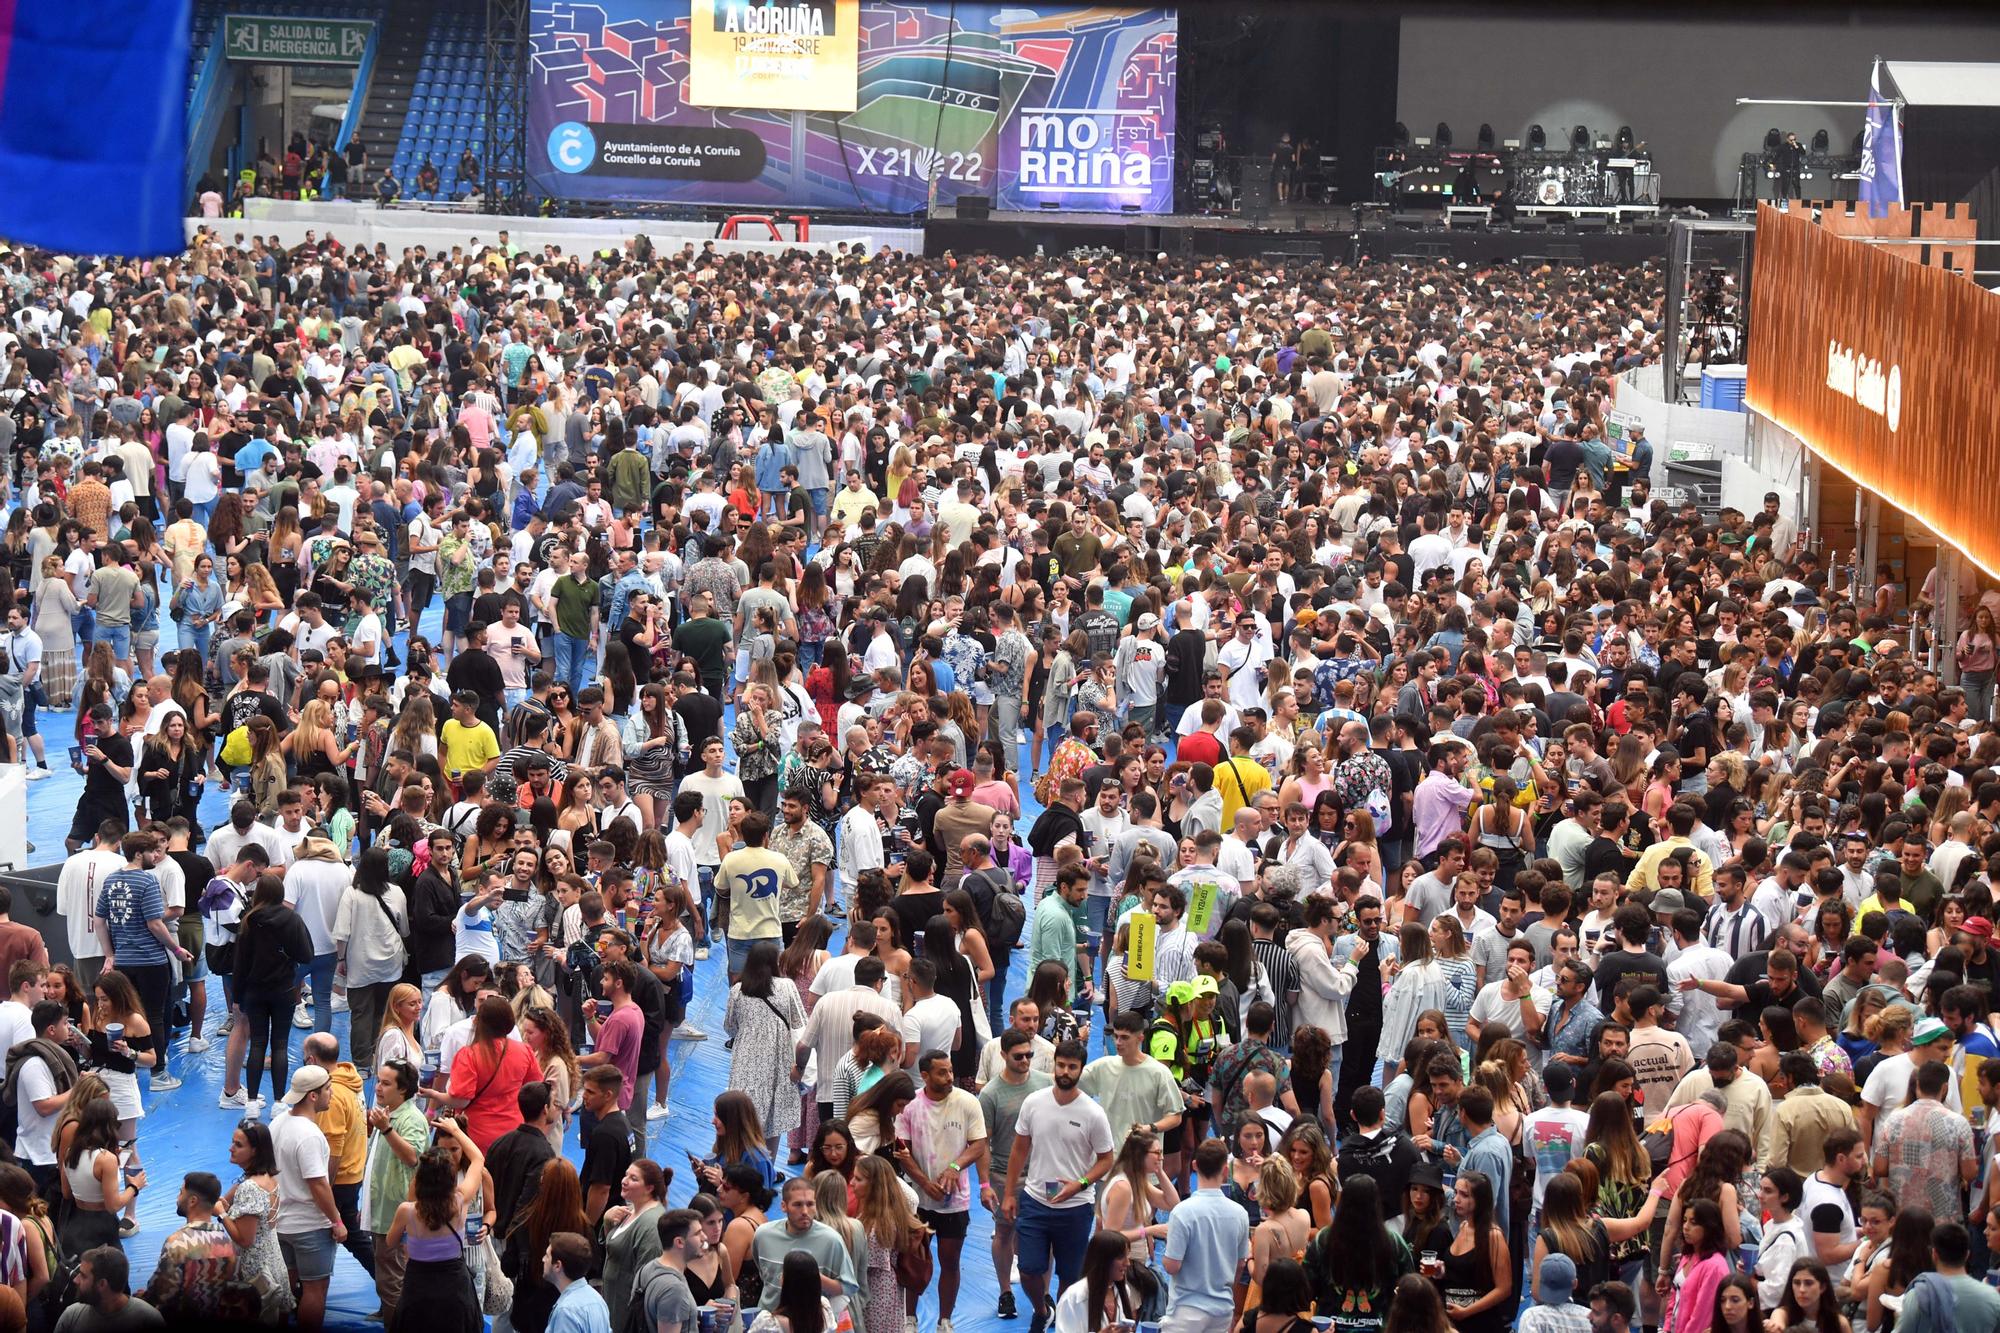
{"left": 484, "top": 0, "right": 530, "bottom": 216}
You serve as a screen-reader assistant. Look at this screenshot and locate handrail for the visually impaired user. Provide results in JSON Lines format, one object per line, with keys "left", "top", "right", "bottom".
{"left": 183, "top": 31, "right": 230, "bottom": 202}
{"left": 336, "top": 20, "right": 381, "bottom": 153}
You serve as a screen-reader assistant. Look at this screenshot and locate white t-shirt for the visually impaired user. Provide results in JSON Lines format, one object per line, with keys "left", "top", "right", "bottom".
{"left": 663, "top": 831, "right": 699, "bottom": 894}
{"left": 14, "top": 1055, "right": 59, "bottom": 1165}
{"left": 1860, "top": 1052, "right": 1962, "bottom": 1125}
{"left": 271, "top": 1110, "right": 333, "bottom": 1235}
{"left": 1521, "top": 1105, "right": 1590, "bottom": 1212}
{"left": 0, "top": 1000, "right": 32, "bottom": 1079}
{"left": 1013, "top": 1086, "right": 1116, "bottom": 1209}
{"left": 454, "top": 904, "right": 500, "bottom": 966}
{"left": 901, "top": 995, "right": 961, "bottom": 1064}
{"left": 1800, "top": 1170, "right": 1857, "bottom": 1281}
{"left": 57, "top": 850, "right": 123, "bottom": 962}
{"left": 678, "top": 772, "right": 744, "bottom": 865}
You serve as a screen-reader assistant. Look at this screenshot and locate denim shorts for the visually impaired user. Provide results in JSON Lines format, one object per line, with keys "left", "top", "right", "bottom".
{"left": 280, "top": 1226, "right": 337, "bottom": 1282}
{"left": 98, "top": 622, "right": 132, "bottom": 662}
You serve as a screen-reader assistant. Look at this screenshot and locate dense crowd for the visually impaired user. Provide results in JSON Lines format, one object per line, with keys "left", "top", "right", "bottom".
{"left": 0, "top": 220, "right": 1985, "bottom": 1333}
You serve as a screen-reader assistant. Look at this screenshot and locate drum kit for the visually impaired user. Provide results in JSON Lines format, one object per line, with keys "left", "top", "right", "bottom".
{"left": 1516, "top": 161, "right": 1610, "bottom": 206}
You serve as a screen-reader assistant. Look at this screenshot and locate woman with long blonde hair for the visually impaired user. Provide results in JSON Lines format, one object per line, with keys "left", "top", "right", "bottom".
{"left": 374, "top": 982, "right": 425, "bottom": 1080}
{"left": 243, "top": 716, "right": 288, "bottom": 813}
{"left": 242, "top": 562, "right": 285, "bottom": 622}
{"left": 387, "top": 693, "right": 439, "bottom": 763}
{"left": 285, "top": 697, "right": 355, "bottom": 779}
{"left": 30, "top": 553, "right": 77, "bottom": 706}
{"left": 1096, "top": 1126, "right": 1176, "bottom": 1265}
{"left": 853, "top": 1155, "right": 926, "bottom": 1333}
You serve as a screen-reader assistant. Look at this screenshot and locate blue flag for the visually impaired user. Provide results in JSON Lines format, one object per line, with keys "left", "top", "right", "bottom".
{"left": 1859, "top": 60, "right": 1903, "bottom": 218}
{"left": 0, "top": 0, "right": 189, "bottom": 256}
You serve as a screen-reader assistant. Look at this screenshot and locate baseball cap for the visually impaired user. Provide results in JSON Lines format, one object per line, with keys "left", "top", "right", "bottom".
{"left": 1965, "top": 916, "right": 1994, "bottom": 941}
{"left": 1542, "top": 1061, "right": 1576, "bottom": 1100}
{"left": 1912, "top": 1016, "right": 1953, "bottom": 1046}
{"left": 281, "top": 1066, "right": 332, "bottom": 1106}
{"left": 1188, "top": 975, "right": 1220, "bottom": 1000}
{"left": 948, "top": 768, "right": 977, "bottom": 800}
{"left": 1537, "top": 1254, "right": 1578, "bottom": 1306}
{"left": 1136, "top": 612, "right": 1160, "bottom": 631}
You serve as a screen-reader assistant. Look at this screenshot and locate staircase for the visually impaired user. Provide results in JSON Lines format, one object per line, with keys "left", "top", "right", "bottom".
{"left": 354, "top": 3, "right": 430, "bottom": 172}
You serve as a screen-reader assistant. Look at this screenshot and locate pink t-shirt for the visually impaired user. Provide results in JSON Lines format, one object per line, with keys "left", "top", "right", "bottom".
{"left": 594, "top": 1002, "right": 644, "bottom": 1109}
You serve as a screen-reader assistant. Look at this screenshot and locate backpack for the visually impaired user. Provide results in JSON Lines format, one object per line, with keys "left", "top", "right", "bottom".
{"left": 986, "top": 880, "right": 1027, "bottom": 952}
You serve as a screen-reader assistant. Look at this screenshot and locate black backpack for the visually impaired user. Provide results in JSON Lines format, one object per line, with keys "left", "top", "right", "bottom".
{"left": 965, "top": 867, "right": 1027, "bottom": 952}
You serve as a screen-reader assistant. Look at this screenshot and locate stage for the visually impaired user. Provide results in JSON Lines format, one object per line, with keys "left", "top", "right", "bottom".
{"left": 924, "top": 202, "right": 1670, "bottom": 266}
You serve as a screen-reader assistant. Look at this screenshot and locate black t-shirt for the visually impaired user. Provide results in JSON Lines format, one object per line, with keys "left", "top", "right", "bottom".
{"left": 1675, "top": 709, "right": 1715, "bottom": 765}
{"left": 1592, "top": 947, "right": 1669, "bottom": 1008}
{"left": 1723, "top": 955, "right": 1822, "bottom": 1004}
{"left": 1544, "top": 437, "right": 1586, "bottom": 489}
{"left": 223, "top": 689, "right": 288, "bottom": 735}
{"left": 1581, "top": 835, "right": 1632, "bottom": 887}
{"left": 83, "top": 733, "right": 133, "bottom": 812}
{"left": 581, "top": 1109, "right": 637, "bottom": 1194}
{"left": 891, "top": 888, "right": 946, "bottom": 957}
{"left": 674, "top": 693, "right": 724, "bottom": 752}
{"left": 1379, "top": 746, "right": 1423, "bottom": 843}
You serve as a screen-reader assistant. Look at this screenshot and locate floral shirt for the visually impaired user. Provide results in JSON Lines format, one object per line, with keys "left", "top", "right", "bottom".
{"left": 438, "top": 532, "right": 476, "bottom": 598}
{"left": 1333, "top": 749, "right": 1393, "bottom": 815}
{"left": 683, "top": 558, "right": 741, "bottom": 620}
{"left": 768, "top": 818, "right": 834, "bottom": 922}
{"left": 349, "top": 551, "right": 397, "bottom": 617}
{"left": 941, "top": 629, "right": 990, "bottom": 697}
{"left": 990, "top": 628, "right": 1032, "bottom": 699}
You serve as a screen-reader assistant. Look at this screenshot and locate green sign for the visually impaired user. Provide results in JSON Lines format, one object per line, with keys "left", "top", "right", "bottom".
{"left": 224, "top": 15, "right": 372, "bottom": 64}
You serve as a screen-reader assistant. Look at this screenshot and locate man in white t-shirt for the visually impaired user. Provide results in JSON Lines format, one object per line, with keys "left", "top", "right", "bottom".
{"left": 895, "top": 1051, "right": 988, "bottom": 1330}
{"left": 272, "top": 1066, "right": 345, "bottom": 1332}
{"left": 1004, "top": 1043, "right": 1114, "bottom": 1320}
{"left": 1860, "top": 1016, "right": 1961, "bottom": 1145}
{"left": 12, "top": 1000, "right": 71, "bottom": 1193}
{"left": 900, "top": 959, "right": 961, "bottom": 1068}
{"left": 0, "top": 962, "right": 41, "bottom": 1081}
{"left": 56, "top": 829, "right": 124, "bottom": 989}
{"left": 1216, "top": 615, "right": 1273, "bottom": 712}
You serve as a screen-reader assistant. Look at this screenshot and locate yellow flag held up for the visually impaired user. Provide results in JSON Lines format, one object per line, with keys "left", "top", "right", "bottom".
{"left": 1186, "top": 881, "right": 1220, "bottom": 936}
{"left": 1126, "top": 911, "right": 1157, "bottom": 982}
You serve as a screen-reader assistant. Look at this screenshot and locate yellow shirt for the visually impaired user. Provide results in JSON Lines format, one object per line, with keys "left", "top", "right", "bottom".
{"left": 720, "top": 847, "right": 794, "bottom": 941}
{"left": 1214, "top": 756, "right": 1272, "bottom": 828}
{"left": 828, "top": 485, "right": 880, "bottom": 529}
{"left": 1624, "top": 836, "right": 1715, "bottom": 899}
{"left": 440, "top": 718, "right": 499, "bottom": 779}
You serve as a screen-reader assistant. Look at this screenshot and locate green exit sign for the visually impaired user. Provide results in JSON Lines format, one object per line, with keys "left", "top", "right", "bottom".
{"left": 224, "top": 15, "right": 373, "bottom": 65}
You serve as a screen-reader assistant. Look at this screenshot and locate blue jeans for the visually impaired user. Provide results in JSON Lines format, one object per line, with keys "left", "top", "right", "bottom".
{"left": 182, "top": 621, "right": 212, "bottom": 661}
{"left": 1087, "top": 894, "right": 1112, "bottom": 960}
{"left": 297, "top": 952, "right": 336, "bottom": 1035}
{"left": 697, "top": 865, "right": 717, "bottom": 937}
{"left": 1016, "top": 1194, "right": 1092, "bottom": 1288}
{"left": 72, "top": 607, "right": 94, "bottom": 649}
{"left": 552, "top": 632, "right": 590, "bottom": 693}
{"left": 985, "top": 949, "right": 1011, "bottom": 1034}
{"left": 191, "top": 498, "right": 216, "bottom": 530}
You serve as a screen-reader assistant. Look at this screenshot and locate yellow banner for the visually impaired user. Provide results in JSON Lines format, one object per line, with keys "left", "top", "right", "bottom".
{"left": 1126, "top": 910, "right": 1157, "bottom": 982}
{"left": 1186, "top": 881, "right": 1219, "bottom": 936}
{"left": 687, "top": 0, "right": 860, "bottom": 113}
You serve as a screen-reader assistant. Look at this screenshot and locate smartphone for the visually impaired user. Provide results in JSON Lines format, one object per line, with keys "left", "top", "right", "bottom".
{"left": 503, "top": 886, "right": 530, "bottom": 903}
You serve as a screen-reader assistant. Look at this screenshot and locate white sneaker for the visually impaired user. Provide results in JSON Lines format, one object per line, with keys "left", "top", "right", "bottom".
{"left": 677, "top": 1025, "right": 709, "bottom": 1043}
{"left": 217, "top": 1014, "right": 235, "bottom": 1036}
{"left": 938, "top": 1319, "right": 953, "bottom": 1333}
{"left": 292, "top": 1010, "right": 312, "bottom": 1029}
{"left": 217, "top": 1088, "right": 247, "bottom": 1110}
{"left": 187, "top": 1037, "right": 211, "bottom": 1053}
{"left": 24, "top": 767, "right": 49, "bottom": 781}
{"left": 331, "top": 993, "right": 348, "bottom": 1013}
{"left": 150, "top": 1074, "right": 181, "bottom": 1092}
{"left": 905, "top": 1317, "right": 918, "bottom": 1333}
{"left": 694, "top": 947, "right": 710, "bottom": 961}
{"left": 648, "top": 1100, "right": 672, "bottom": 1121}
{"left": 242, "top": 1098, "right": 264, "bottom": 1120}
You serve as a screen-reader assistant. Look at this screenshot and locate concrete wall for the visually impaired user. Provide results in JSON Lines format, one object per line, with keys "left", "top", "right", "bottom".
{"left": 195, "top": 198, "right": 922, "bottom": 257}
{"left": 1395, "top": 14, "right": 2000, "bottom": 199}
